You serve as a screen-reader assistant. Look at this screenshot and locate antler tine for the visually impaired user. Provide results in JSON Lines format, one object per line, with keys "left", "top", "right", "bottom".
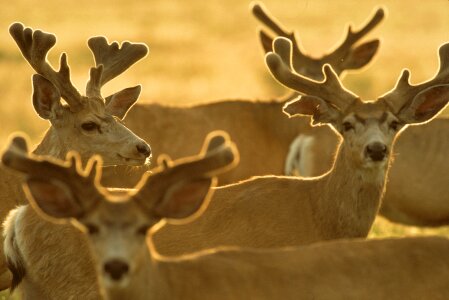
{"left": 252, "top": 2, "right": 291, "bottom": 38}
{"left": 382, "top": 43, "right": 449, "bottom": 113}
{"left": 86, "top": 36, "right": 148, "bottom": 98}
{"left": 266, "top": 37, "right": 357, "bottom": 111}
{"left": 1, "top": 134, "right": 100, "bottom": 208}
{"left": 9, "top": 23, "right": 83, "bottom": 110}
{"left": 325, "top": 7, "right": 385, "bottom": 62}
{"left": 252, "top": 2, "right": 309, "bottom": 62}
{"left": 133, "top": 132, "right": 239, "bottom": 202}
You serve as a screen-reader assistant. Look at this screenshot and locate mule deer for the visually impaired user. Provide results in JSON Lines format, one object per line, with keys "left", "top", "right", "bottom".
{"left": 4, "top": 136, "right": 449, "bottom": 300}
{"left": 102, "top": 3, "right": 384, "bottom": 187}
{"left": 2, "top": 131, "right": 237, "bottom": 299}
{"left": 286, "top": 117, "right": 449, "bottom": 226}
{"left": 152, "top": 37, "right": 449, "bottom": 256}
{"left": 0, "top": 22, "right": 151, "bottom": 290}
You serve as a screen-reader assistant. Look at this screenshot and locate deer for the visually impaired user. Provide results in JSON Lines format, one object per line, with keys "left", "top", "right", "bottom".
{"left": 151, "top": 37, "right": 449, "bottom": 256}
{"left": 1, "top": 131, "right": 238, "bottom": 299}
{"left": 101, "top": 3, "right": 385, "bottom": 187}
{"left": 0, "top": 22, "right": 151, "bottom": 291}
{"left": 4, "top": 135, "right": 449, "bottom": 300}
{"left": 285, "top": 117, "right": 449, "bottom": 226}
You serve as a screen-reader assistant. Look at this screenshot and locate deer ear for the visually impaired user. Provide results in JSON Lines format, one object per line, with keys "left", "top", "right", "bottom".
{"left": 283, "top": 96, "right": 340, "bottom": 125}
{"left": 32, "top": 74, "right": 62, "bottom": 120}
{"left": 398, "top": 85, "right": 449, "bottom": 124}
{"left": 340, "top": 40, "right": 380, "bottom": 70}
{"left": 24, "top": 178, "right": 84, "bottom": 220}
{"left": 105, "top": 85, "right": 141, "bottom": 119}
{"left": 154, "top": 178, "right": 214, "bottom": 221}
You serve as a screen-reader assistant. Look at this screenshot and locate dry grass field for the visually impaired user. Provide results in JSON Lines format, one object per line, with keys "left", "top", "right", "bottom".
{"left": 0, "top": 0, "right": 449, "bottom": 298}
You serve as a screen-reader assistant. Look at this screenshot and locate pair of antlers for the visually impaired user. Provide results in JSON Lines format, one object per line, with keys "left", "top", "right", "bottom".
{"left": 266, "top": 37, "right": 449, "bottom": 113}
{"left": 252, "top": 2, "right": 385, "bottom": 77}
{"left": 10, "top": 23, "right": 148, "bottom": 111}
{"left": 1, "top": 132, "right": 238, "bottom": 216}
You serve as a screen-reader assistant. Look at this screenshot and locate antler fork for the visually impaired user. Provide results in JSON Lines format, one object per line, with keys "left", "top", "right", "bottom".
{"left": 9, "top": 23, "right": 83, "bottom": 110}
{"left": 86, "top": 37, "right": 148, "bottom": 98}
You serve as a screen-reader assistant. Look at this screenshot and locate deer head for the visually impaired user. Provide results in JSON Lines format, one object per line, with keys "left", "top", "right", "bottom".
{"left": 10, "top": 23, "right": 151, "bottom": 166}
{"left": 252, "top": 2, "right": 385, "bottom": 80}
{"left": 2, "top": 131, "right": 238, "bottom": 287}
{"left": 267, "top": 37, "right": 449, "bottom": 169}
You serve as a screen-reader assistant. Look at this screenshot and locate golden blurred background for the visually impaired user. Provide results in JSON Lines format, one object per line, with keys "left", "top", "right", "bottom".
{"left": 0, "top": 1, "right": 449, "bottom": 297}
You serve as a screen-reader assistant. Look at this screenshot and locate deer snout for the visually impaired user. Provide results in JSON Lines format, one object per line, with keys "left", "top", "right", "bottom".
{"left": 136, "top": 141, "right": 151, "bottom": 158}
{"left": 104, "top": 259, "right": 129, "bottom": 281}
{"left": 365, "top": 142, "right": 388, "bottom": 162}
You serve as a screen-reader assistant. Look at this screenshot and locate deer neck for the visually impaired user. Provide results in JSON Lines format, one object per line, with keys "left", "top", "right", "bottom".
{"left": 317, "top": 140, "right": 389, "bottom": 238}
{"left": 32, "top": 126, "right": 68, "bottom": 159}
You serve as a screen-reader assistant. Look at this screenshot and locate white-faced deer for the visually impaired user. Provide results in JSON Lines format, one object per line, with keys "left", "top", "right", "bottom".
{"left": 0, "top": 23, "right": 151, "bottom": 290}
{"left": 152, "top": 37, "right": 449, "bottom": 256}
{"left": 2, "top": 131, "right": 237, "bottom": 299}
{"left": 4, "top": 136, "right": 449, "bottom": 300}
{"left": 102, "top": 3, "right": 384, "bottom": 187}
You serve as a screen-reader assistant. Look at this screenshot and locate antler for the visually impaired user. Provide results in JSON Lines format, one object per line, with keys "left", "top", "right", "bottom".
{"left": 132, "top": 131, "right": 238, "bottom": 208}
{"left": 86, "top": 36, "right": 148, "bottom": 98}
{"left": 265, "top": 37, "right": 357, "bottom": 111}
{"left": 2, "top": 134, "right": 101, "bottom": 214}
{"left": 381, "top": 43, "right": 449, "bottom": 113}
{"left": 252, "top": 2, "right": 309, "bottom": 65}
{"left": 9, "top": 23, "right": 83, "bottom": 110}
{"left": 322, "top": 7, "right": 385, "bottom": 66}
{"left": 252, "top": 3, "right": 384, "bottom": 78}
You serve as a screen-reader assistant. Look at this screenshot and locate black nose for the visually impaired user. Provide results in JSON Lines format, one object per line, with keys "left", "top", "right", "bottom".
{"left": 365, "top": 142, "right": 388, "bottom": 161}
{"left": 136, "top": 143, "right": 151, "bottom": 157}
{"left": 104, "top": 259, "right": 129, "bottom": 281}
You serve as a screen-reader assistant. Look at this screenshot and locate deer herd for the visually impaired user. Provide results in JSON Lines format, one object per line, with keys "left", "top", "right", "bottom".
{"left": 0, "top": 2, "right": 448, "bottom": 300}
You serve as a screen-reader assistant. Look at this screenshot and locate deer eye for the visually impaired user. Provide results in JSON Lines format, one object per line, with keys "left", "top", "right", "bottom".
{"left": 389, "top": 120, "right": 400, "bottom": 131}
{"left": 85, "top": 223, "right": 100, "bottom": 235}
{"left": 136, "top": 225, "right": 150, "bottom": 236}
{"left": 81, "top": 122, "right": 99, "bottom": 132}
{"left": 342, "top": 121, "right": 354, "bottom": 132}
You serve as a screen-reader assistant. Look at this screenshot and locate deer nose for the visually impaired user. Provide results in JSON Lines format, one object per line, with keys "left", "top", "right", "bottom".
{"left": 136, "top": 142, "right": 151, "bottom": 158}
{"left": 104, "top": 259, "right": 129, "bottom": 281}
{"left": 365, "top": 142, "right": 388, "bottom": 162}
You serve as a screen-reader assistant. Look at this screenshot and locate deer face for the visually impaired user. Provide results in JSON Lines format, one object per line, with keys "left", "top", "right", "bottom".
{"left": 11, "top": 23, "right": 152, "bottom": 167}
{"left": 75, "top": 199, "right": 155, "bottom": 288}
{"left": 333, "top": 101, "right": 403, "bottom": 169}
{"left": 49, "top": 95, "right": 151, "bottom": 166}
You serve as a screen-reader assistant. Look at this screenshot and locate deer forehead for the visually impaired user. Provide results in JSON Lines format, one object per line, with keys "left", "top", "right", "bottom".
{"left": 344, "top": 100, "right": 393, "bottom": 122}
{"left": 75, "top": 98, "right": 112, "bottom": 121}
{"left": 91, "top": 200, "right": 147, "bottom": 227}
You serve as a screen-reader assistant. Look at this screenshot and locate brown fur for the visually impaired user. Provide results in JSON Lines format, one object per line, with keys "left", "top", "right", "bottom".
{"left": 292, "top": 117, "right": 449, "bottom": 226}
{"left": 102, "top": 100, "right": 338, "bottom": 187}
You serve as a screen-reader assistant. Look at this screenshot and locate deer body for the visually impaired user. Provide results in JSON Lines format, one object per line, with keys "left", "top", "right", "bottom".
{"left": 153, "top": 130, "right": 386, "bottom": 255}
{"left": 102, "top": 236, "right": 449, "bottom": 300}
{"left": 3, "top": 206, "right": 99, "bottom": 300}
{"left": 381, "top": 118, "right": 449, "bottom": 225}
{"left": 105, "top": 100, "right": 337, "bottom": 186}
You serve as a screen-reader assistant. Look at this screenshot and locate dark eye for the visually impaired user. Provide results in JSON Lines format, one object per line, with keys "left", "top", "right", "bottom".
{"left": 81, "top": 122, "right": 99, "bottom": 132}
{"left": 136, "top": 225, "right": 150, "bottom": 236}
{"left": 85, "top": 223, "right": 99, "bottom": 235}
{"left": 342, "top": 122, "right": 354, "bottom": 132}
{"left": 389, "top": 120, "right": 400, "bottom": 131}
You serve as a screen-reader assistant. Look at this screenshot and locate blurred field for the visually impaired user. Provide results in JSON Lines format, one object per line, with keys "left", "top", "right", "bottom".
{"left": 1, "top": 0, "right": 449, "bottom": 298}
